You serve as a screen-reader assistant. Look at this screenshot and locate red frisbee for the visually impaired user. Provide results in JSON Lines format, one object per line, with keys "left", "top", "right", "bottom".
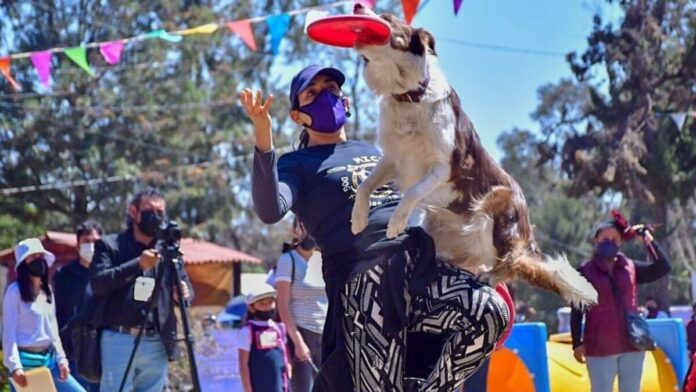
{"left": 307, "top": 15, "right": 391, "bottom": 48}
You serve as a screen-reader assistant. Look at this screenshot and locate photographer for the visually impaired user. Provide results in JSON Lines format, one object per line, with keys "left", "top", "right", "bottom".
{"left": 570, "top": 219, "right": 671, "bottom": 392}
{"left": 90, "top": 188, "right": 193, "bottom": 392}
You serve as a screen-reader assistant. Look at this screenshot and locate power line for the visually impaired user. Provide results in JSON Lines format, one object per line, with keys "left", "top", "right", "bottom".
{"left": 0, "top": 98, "right": 235, "bottom": 113}
{"left": 438, "top": 36, "right": 567, "bottom": 57}
{"left": 0, "top": 145, "right": 294, "bottom": 196}
{"left": 0, "top": 58, "right": 264, "bottom": 100}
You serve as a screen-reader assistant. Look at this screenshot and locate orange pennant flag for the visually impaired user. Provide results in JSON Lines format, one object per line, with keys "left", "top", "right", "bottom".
{"left": 402, "top": 0, "right": 420, "bottom": 25}
{"left": 226, "top": 20, "right": 257, "bottom": 51}
{"left": 0, "top": 57, "right": 22, "bottom": 91}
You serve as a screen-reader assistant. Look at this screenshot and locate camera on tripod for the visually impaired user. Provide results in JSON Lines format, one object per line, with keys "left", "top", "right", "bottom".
{"left": 156, "top": 218, "right": 182, "bottom": 244}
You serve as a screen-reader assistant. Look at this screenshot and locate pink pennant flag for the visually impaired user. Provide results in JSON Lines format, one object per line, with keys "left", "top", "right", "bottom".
{"left": 30, "top": 51, "right": 52, "bottom": 87}
{"left": 454, "top": 0, "right": 463, "bottom": 15}
{"left": 226, "top": 20, "right": 257, "bottom": 51}
{"left": 100, "top": 41, "right": 124, "bottom": 65}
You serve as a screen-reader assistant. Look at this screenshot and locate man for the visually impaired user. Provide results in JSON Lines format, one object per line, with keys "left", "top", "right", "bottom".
{"left": 90, "top": 188, "right": 193, "bottom": 392}
{"left": 54, "top": 220, "right": 103, "bottom": 392}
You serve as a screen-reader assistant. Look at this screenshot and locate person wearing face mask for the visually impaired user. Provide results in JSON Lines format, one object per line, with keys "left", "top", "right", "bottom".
{"left": 274, "top": 218, "right": 327, "bottom": 392}
{"left": 3, "top": 238, "right": 86, "bottom": 391}
{"left": 242, "top": 65, "right": 510, "bottom": 392}
{"left": 238, "top": 285, "right": 290, "bottom": 392}
{"left": 88, "top": 188, "right": 193, "bottom": 392}
{"left": 570, "top": 219, "right": 671, "bottom": 392}
{"left": 53, "top": 220, "right": 103, "bottom": 392}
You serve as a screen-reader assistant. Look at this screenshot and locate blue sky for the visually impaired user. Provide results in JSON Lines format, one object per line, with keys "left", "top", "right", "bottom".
{"left": 409, "top": 0, "right": 619, "bottom": 161}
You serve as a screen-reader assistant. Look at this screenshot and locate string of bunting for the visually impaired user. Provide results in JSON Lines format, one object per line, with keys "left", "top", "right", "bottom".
{"left": 0, "top": 0, "right": 467, "bottom": 92}
{"left": 0, "top": 1, "right": 353, "bottom": 91}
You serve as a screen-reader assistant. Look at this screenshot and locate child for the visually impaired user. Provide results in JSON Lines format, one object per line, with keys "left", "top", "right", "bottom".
{"left": 2, "top": 238, "right": 86, "bottom": 392}
{"left": 238, "top": 284, "right": 290, "bottom": 392}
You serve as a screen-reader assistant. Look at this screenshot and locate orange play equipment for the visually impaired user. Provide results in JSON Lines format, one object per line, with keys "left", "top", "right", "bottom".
{"left": 487, "top": 333, "right": 680, "bottom": 392}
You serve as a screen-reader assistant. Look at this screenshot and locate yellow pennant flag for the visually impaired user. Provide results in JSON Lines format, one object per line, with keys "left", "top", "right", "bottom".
{"left": 177, "top": 23, "right": 219, "bottom": 35}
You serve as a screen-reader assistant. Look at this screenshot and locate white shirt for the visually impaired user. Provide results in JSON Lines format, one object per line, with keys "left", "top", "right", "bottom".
{"left": 275, "top": 250, "right": 328, "bottom": 334}
{"left": 2, "top": 282, "right": 68, "bottom": 372}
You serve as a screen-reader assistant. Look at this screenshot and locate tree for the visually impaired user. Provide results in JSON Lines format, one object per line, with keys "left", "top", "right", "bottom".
{"left": 532, "top": 0, "right": 696, "bottom": 309}
{"left": 0, "top": 0, "right": 391, "bottom": 265}
{"left": 497, "top": 128, "right": 605, "bottom": 330}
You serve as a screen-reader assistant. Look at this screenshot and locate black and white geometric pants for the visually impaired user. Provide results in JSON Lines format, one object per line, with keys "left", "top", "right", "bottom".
{"left": 341, "top": 262, "right": 509, "bottom": 392}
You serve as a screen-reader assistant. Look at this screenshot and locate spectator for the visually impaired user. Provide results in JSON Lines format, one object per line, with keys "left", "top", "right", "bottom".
{"left": 90, "top": 188, "right": 193, "bottom": 392}
{"left": 276, "top": 219, "right": 327, "bottom": 392}
{"left": 571, "top": 220, "right": 671, "bottom": 392}
{"left": 644, "top": 296, "right": 669, "bottom": 319}
{"left": 54, "top": 220, "right": 103, "bottom": 392}
{"left": 3, "top": 238, "right": 85, "bottom": 391}
{"left": 238, "top": 284, "right": 290, "bottom": 392}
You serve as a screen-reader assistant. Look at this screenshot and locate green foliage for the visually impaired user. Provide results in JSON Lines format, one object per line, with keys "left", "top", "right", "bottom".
{"left": 503, "top": 0, "right": 696, "bottom": 314}
{"left": 0, "top": 0, "right": 398, "bottom": 265}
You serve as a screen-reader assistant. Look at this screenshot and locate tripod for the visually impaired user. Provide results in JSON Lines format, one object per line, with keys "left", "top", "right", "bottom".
{"left": 118, "top": 231, "right": 201, "bottom": 392}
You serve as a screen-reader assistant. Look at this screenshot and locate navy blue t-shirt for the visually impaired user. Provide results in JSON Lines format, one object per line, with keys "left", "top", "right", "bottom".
{"left": 252, "top": 141, "right": 400, "bottom": 264}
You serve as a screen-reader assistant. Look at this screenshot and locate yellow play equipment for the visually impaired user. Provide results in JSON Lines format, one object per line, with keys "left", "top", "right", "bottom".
{"left": 488, "top": 334, "right": 679, "bottom": 392}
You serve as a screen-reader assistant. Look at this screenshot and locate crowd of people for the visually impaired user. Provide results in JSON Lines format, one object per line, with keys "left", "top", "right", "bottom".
{"left": 3, "top": 189, "right": 193, "bottom": 392}
{"left": 1, "top": 62, "right": 694, "bottom": 392}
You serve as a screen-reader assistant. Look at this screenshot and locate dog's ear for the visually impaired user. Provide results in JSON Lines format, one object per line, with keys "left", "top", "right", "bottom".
{"left": 409, "top": 28, "right": 436, "bottom": 56}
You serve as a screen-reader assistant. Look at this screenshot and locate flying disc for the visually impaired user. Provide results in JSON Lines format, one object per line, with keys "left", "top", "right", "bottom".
{"left": 306, "top": 15, "right": 391, "bottom": 48}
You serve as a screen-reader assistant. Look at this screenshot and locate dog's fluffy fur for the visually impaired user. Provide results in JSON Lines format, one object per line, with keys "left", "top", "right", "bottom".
{"left": 350, "top": 6, "right": 597, "bottom": 307}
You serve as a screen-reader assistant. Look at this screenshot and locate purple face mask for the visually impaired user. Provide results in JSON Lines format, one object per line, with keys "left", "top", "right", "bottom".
{"left": 597, "top": 240, "right": 619, "bottom": 259}
{"left": 299, "top": 90, "right": 347, "bottom": 133}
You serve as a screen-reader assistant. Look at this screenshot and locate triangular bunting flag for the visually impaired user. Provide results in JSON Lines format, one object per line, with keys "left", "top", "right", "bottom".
{"left": 65, "top": 46, "right": 95, "bottom": 76}
{"left": 670, "top": 112, "right": 687, "bottom": 131}
{"left": 402, "top": 0, "right": 420, "bottom": 25}
{"left": 305, "top": 10, "right": 330, "bottom": 33}
{"left": 30, "top": 51, "right": 53, "bottom": 88}
{"left": 454, "top": 0, "right": 463, "bottom": 15}
{"left": 178, "top": 23, "right": 219, "bottom": 35}
{"left": 226, "top": 20, "right": 257, "bottom": 51}
{"left": 0, "top": 57, "right": 22, "bottom": 91}
{"left": 267, "top": 14, "right": 291, "bottom": 55}
{"left": 99, "top": 41, "right": 124, "bottom": 65}
{"left": 146, "top": 29, "right": 183, "bottom": 43}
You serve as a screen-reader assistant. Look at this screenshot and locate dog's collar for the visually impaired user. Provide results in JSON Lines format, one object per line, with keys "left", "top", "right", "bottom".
{"left": 392, "top": 75, "right": 430, "bottom": 103}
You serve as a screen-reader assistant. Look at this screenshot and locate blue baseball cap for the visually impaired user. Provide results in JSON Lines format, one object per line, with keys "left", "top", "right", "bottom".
{"left": 289, "top": 65, "right": 345, "bottom": 109}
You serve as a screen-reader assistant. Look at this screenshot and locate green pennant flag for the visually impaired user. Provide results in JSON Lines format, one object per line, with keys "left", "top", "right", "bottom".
{"left": 64, "top": 46, "right": 95, "bottom": 76}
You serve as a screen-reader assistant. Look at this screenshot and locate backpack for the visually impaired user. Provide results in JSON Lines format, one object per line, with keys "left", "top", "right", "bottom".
{"left": 266, "top": 251, "right": 297, "bottom": 288}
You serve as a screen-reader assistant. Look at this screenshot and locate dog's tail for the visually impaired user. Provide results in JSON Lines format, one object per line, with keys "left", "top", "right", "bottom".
{"left": 493, "top": 252, "right": 597, "bottom": 308}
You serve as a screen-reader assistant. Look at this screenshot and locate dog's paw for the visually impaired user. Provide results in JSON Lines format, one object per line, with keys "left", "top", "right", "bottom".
{"left": 386, "top": 211, "right": 409, "bottom": 239}
{"left": 351, "top": 198, "right": 370, "bottom": 235}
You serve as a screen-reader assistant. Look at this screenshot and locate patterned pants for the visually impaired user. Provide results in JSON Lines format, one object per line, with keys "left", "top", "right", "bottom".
{"left": 341, "top": 262, "right": 509, "bottom": 392}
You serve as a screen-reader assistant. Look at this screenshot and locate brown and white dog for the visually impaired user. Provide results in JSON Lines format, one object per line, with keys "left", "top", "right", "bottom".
{"left": 350, "top": 6, "right": 597, "bottom": 306}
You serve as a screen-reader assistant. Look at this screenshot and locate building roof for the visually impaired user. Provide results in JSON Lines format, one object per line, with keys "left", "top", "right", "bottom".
{"left": 0, "top": 231, "right": 261, "bottom": 266}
